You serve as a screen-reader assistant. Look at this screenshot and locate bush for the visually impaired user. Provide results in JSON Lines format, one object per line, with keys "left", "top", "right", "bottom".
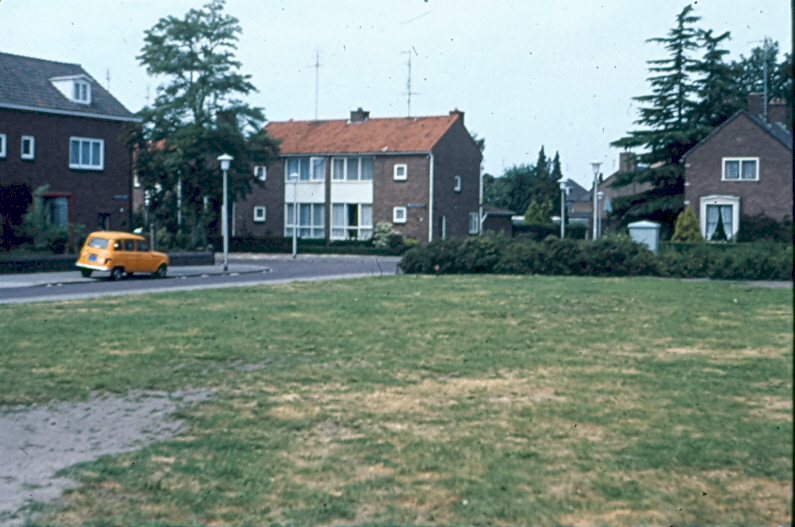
{"left": 736, "top": 214, "right": 792, "bottom": 243}
{"left": 400, "top": 235, "right": 792, "bottom": 281}
{"left": 671, "top": 206, "right": 704, "bottom": 242}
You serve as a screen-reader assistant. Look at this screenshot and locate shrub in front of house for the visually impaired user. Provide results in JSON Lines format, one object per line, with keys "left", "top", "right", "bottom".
{"left": 400, "top": 235, "right": 792, "bottom": 280}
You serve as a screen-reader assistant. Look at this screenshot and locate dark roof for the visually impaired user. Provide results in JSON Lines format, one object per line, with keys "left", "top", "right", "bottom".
{"left": 0, "top": 52, "right": 139, "bottom": 122}
{"left": 265, "top": 113, "right": 461, "bottom": 154}
{"left": 684, "top": 110, "right": 793, "bottom": 158}
{"left": 482, "top": 205, "right": 515, "bottom": 216}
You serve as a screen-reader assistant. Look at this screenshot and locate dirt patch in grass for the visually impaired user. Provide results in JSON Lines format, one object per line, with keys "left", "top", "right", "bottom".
{"left": 660, "top": 345, "right": 786, "bottom": 360}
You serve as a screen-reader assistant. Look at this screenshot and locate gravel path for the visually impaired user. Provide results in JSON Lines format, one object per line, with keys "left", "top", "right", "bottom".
{"left": 0, "top": 389, "right": 213, "bottom": 525}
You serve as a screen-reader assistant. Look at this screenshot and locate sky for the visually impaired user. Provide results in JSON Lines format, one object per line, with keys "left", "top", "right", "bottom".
{"left": 0, "top": 0, "right": 790, "bottom": 189}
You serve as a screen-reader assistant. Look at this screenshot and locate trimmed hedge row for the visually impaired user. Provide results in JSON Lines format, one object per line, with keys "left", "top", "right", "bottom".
{"left": 399, "top": 235, "right": 793, "bottom": 280}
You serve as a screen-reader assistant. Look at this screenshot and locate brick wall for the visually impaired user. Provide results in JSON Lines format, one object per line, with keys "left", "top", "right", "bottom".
{"left": 0, "top": 109, "right": 133, "bottom": 233}
{"left": 684, "top": 114, "right": 793, "bottom": 222}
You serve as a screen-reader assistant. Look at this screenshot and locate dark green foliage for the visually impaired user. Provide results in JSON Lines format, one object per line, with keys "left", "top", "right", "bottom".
{"left": 401, "top": 235, "right": 792, "bottom": 280}
{"left": 736, "top": 215, "right": 792, "bottom": 243}
{"left": 134, "top": 0, "right": 280, "bottom": 239}
{"left": 657, "top": 242, "right": 792, "bottom": 280}
{"left": 482, "top": 146, "right": 563, "bottom": 213}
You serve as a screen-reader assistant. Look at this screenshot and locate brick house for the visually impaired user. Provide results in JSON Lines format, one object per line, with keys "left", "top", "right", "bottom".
{"left": 234, "top": 109, "right": 482, "bottom": 243}
{"left": 683, "top": 95, "right": 792, "bottom": 240}
{"left": 0, "top": 52, "right": 139, "bottom": 243}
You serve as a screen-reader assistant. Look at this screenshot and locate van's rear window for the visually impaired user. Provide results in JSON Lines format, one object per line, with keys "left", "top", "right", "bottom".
{"left": 87, "top": 238, "right": 109, "bottom": 249}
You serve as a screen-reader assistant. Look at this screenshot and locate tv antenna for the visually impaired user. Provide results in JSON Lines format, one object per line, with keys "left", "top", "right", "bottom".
{"left": 310, "top": 49, "right": 322, "bottom": 120}
{"left": 748, "top": 36, "right": 774, "bottom": 122}
{"left": 402, "top": 48, "right": 419, "bottom": 117}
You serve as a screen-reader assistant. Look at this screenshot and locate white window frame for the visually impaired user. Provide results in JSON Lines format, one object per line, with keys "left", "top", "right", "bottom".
{"left": 284, "top": 203, "right": 325, "bottom": 238}
{"left": 72, "top": 80, "right": 91, "bottom": 104}
{"left": 69, "top": 137, "right": 104, "bottom": 170}
{"left": 331, "top": 157, "right": 374, "bottom": 181}
{"left": 454, "top": 175, "right": 462, "bottom": 192}
{"left": 393, "top": 164, "right": 407, "bottom": 181}
{"left": 253, "top": 206, "right": 266, "bottom": 223}
{"left": 253, "top": 165, "right": 267, "bottom": 181}
{"left": 0, "top": 134, "right": 6, "bottom": 158}
{"left": 468, "top": 212, "right": 479, "bottom": 235}
{"left": 331, "top": 203, "right": 373, "bottom": 240}
{"left": 285, "top": 157, "right": 325, "bottom": 182}
{"left": 722, "top": 157, "right": 759, "bottom": 181}
{"left": 393, "top": 206, "right": 407, "bottom": 224}
{"left": 699, "top": 195, "right": 740, "bottom": 241}
{"left": 21, "top": 136, "right": 34, "bottom": 160}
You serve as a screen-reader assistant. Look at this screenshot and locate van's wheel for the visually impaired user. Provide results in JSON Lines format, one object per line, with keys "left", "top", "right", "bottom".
{"left": 80, "top": 269, "right": 93, "bottom": 278}
{"left": 153, "top": 264, "right": 167, "bottom": 279}
{"left": 109, "top": 267, "right": 124, "bottom": 281}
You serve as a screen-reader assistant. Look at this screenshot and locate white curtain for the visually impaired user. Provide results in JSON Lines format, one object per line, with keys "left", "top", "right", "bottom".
{"left": 720, "top": 205, "right": 733, "bottom": 239}
{"left": 705, "top": 205, "right": 719, "bottom": 239}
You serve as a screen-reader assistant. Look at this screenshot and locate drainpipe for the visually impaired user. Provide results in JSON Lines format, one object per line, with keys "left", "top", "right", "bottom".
{"left": 428, "top": 152, "right": 435, "bottom": 242}
{"left": 478, "top": 164, "right": 483, "bottom": 234}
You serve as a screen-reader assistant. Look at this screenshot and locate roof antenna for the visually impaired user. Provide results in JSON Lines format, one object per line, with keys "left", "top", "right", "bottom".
{"left": 310, "top": 49, "right": 322, "bottom": 120}
{"left": 106, "top": 68, "right": 110, "bottom": 91}
{"left": 402, "top": 48, "right": 419, "bottom": 117}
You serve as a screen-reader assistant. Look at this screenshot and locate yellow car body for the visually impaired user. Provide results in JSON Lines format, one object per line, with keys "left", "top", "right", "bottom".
{"left": 76, "top": 231, "right": 169, "bottom": 280}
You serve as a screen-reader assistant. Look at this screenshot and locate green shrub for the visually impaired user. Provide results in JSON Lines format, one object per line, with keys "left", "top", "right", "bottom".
{"left": 671, "top": 206, "right": 704, "bottom": 242}
{"left": 372, "top": 222, "right": 404, "bottom": 251}
{"left": 455, "top": 235, "right": 508, "bottom": 273}
{"left": 579, "top": 234, "right": 657, "bottom": 276}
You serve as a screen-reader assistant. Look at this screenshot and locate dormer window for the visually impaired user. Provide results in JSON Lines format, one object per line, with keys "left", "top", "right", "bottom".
{"left": 50, "top": 75, "right": 92, "bottom": 105}
{"left": 73, "top": 80, "right": 90, "bottom": 104}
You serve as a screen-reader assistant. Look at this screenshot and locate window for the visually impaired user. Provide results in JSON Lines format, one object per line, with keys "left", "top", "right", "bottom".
{"left": 69, "top": 137, "right": 104, "bottom": 170}
{"left": 73, "top": 80, "right": 90, "bottom": 104}
{"left": 0, "top": 134, "right": 6, "bottom": 158}
{"left": 394, "top": 164, "right": 407, "bottom": 181}
{"left": 468, "top": 212, "right": 479, "bottom": 234}
{"left": 21, "top": 136, "right": 34, "bottom": 160}
{"left": 44, "top": 196, "right": 68, "bottom": 225}
{"left": 253, "top": 206, "right": 266, "bottom": 223}
{"left": 722, "top": 157, "right": 758, "bottom": 181}
{"left": 332, "top": 157, "right": 374, "bottom": 181}
{"left": 254, "top": 166, "right": 267, "bottom": 181}
{"left": 285, "top": 157, "right": 325, "bottom": 181}
{"left": 700, "top": 195, "right": 740, "bottom": 241}
{"left": 454, "top": 175, "right": 462, "bottom": 192}
{"left": 137, "top": 239, "right": 149, "bottom": 251}
{"left": 331, "top": 203, "right": 373, "bottom": 240}
{"left": 285, "top": 203, "right": 324, "bottom": 238}
{"left": 393, "top": 206, "right": 407, "bottom": 224}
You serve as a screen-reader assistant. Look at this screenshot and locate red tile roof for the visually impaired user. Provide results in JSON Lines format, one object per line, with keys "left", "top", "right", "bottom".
{"left": 265, "top": 113, "right": 460, "bottom": 155}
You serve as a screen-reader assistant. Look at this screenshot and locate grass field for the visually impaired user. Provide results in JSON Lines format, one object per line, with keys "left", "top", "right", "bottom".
{"left": 2, "top": 275, "right": 792, "bottom": 526}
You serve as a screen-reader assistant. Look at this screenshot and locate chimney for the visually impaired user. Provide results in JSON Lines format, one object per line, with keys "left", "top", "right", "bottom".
{"left": 350, "top": 107, "right": 369, "bottom": 123}
{"left": 449, "top": 108, "right": 464, "bottom": 124}
{"left": 768, "top": 97, "right": 788, "bottom": 126}
{"left": 747, "top": 92, "right": 765, "bottom": 119}
{"left": 619, "top": 152, "right": 636, "bottom": 173}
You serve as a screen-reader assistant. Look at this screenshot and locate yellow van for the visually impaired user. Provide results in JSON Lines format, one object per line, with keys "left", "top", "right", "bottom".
{"left": 76, "top": 231, "right": 169, "bottom": 280}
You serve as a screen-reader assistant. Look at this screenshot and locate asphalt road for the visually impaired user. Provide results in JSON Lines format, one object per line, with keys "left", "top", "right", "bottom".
{"left": 0, "top": 254, "right": 402, "bottom": 304}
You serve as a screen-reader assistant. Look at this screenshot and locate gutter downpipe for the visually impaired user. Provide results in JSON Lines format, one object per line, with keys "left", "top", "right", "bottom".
{"left": 428, "top": 152, "right": 435, "bottom": 243}
{"left": 479, "top": 165, "right": 484, "bottom": 234}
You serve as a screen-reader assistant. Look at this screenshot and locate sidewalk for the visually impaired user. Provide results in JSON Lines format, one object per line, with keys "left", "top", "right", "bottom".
{"left": 0, "top": 263, "right": 270, "bottom": 289}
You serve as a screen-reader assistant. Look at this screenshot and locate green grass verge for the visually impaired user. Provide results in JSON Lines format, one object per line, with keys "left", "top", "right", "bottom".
{"left": 3, "top": 275, "right": 791, "bottom": 526}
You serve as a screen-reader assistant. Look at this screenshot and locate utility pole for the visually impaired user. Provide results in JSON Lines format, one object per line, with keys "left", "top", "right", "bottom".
{"left": 402, "top": 49, "right": 419, "bottom": 117}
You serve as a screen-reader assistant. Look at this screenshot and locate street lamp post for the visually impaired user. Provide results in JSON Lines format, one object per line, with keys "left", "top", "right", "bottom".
{"left": 590, "top": 162, "right": 602, "bottom": 240}
{"left": 289, "top": 172, "right": 298, "bottom": 258}
{"left": 559, "top": 180, "right": 568, "bottom": 239}
{"left": 596, "top": 191, "right": 605, "bottom": 238}
{"left": 217, "top": 154, "right": 233, "bottom": 272}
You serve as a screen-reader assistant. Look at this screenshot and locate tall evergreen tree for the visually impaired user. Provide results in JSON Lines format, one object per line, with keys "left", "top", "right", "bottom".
{"left": 610, "top": 5, "right": 707, "bottom": 231}
{"left": 482, "top": 147, "right": 563, "bottom": 214}
{"left": 692, "top": 29, "right": 741, "bottom": 129}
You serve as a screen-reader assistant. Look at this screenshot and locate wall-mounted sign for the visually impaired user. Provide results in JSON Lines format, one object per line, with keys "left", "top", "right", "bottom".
{"left": 407, "top": 203, "right": 426, "bottom": 208}
{"left": 112, "top": 195, "right": 129, "bottom": 200}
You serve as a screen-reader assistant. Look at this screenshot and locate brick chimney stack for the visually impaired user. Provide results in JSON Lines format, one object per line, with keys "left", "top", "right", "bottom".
{"left": 619, "top": 152, "right": 636, "bottom": 173}
{"left": 747, "top": 92, "right": 788, "bottom": 126}
{"left": 350, "top": 107, "right": 369, "bottom": 123}
{"left": 449, "top": 108, "right": 464, "bottom": 125}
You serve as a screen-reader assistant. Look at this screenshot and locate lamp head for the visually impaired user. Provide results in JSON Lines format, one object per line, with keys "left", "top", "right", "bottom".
{"left": 591, "top": 162, "right": 602, "bottom": 176}
{"left": 559, "top": 181, "right": 568, "bottom": 190}
{"left": 217, "top": 153, "right": 233, "bottom": 171}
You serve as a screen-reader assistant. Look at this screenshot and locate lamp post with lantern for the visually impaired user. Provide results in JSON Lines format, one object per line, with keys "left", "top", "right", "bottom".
{"left": 217, "top": 153, "right": 233, "bottom": 272}
{"left": 559, "top": 180, "right": 569, "bottom": 239}
{"left": 590, "top": 162, "right": 602, "bottom": 240}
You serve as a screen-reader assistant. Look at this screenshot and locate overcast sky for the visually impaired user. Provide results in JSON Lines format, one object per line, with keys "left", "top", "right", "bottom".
{"left": 0, "top": 0, "right": 790, "bottom": 188}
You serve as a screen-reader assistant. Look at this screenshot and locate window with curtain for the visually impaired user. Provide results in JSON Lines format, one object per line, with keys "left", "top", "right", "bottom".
{"left": 286, "top": 157, "right": 325, "bottom": 181}
{"left": 705, "top": 204, "right": 733, "bottom": 240}
{"left": 70, "top": 137, "right": 104, "bottom": 170}
{"left": 285, "top": 203, "right": 325, "bottom": 238}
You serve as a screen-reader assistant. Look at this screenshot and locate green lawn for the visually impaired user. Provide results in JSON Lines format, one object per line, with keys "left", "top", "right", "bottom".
{"left": 3, "top": 275, "right": 792, "bottom": 526}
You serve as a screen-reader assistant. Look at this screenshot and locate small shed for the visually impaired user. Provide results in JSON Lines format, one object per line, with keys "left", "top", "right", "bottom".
{"left": 628, "top": 220, "right": 661, "bottom": 252}
{"left": 482, "top": 206, "right": 515, "bottom": 237}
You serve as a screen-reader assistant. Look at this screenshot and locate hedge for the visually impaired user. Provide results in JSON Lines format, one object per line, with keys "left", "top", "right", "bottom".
{"left": 399, "top": 235, "right": 793, "bottom": 280}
